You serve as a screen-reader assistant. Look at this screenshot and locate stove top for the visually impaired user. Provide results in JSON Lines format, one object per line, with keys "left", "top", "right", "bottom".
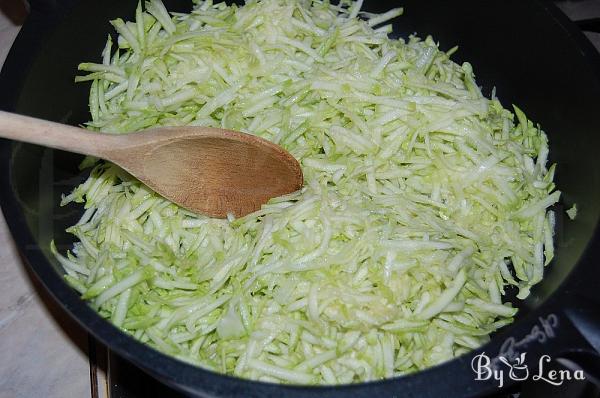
{"left": 90, "top": 343, "right": 186, "bottom": 398}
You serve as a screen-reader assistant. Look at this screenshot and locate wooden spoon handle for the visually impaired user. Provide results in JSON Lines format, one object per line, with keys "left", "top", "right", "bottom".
{"left": 0, "top": 110, "right": 119, "bottom": 157}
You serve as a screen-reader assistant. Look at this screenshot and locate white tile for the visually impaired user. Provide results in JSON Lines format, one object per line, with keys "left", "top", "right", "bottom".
{"left": 0, "top": 24, "right": 21, "bottom": 68}
{"left": 0, "top": 0, "right": 26, "bottom": 68}
{"left": 555, "top": 0, "right": 600, "bottom": 20}
{"left": 0, "top": 210, "right": 92, "bottom": 398}
{"left": 584, "top": 31, "right": 600, "bottom": 52}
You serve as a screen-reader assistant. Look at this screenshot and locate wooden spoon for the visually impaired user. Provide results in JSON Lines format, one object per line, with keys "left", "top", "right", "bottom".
{"left": 0, "top": 111, "right": 303, "bottom": 218}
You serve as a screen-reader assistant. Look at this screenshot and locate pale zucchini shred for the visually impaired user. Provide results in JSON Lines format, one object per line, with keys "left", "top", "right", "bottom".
{"left": 56, "top": 0, "right": 561, "bottom": 384}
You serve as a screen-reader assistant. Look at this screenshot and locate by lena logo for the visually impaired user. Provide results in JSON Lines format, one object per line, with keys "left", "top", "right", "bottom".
{"left": 471, "top": 352, "right": 585, "bottom": 388}
{"left": 470, "top": 314, "right": 585, "bottom": 388}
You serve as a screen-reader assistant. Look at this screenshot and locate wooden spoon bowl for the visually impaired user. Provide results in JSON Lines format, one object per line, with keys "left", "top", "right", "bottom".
{"left": 0, "top": 111, "right": 303, "bottom": 218}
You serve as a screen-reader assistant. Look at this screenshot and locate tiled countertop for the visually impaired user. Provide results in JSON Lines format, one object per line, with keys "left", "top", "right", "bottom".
{"left": 0, "top": 213, "right": 91, "bottom": 398}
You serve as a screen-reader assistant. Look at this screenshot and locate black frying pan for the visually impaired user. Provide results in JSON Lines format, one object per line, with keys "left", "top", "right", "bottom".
{"left": 1, "top": 0, "right": 600, "bottom": 397}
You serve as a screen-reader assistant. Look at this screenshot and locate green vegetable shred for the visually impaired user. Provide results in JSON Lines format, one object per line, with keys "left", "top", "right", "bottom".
{"left": 56, "top": 0, "right": 560, "bottom": 384}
